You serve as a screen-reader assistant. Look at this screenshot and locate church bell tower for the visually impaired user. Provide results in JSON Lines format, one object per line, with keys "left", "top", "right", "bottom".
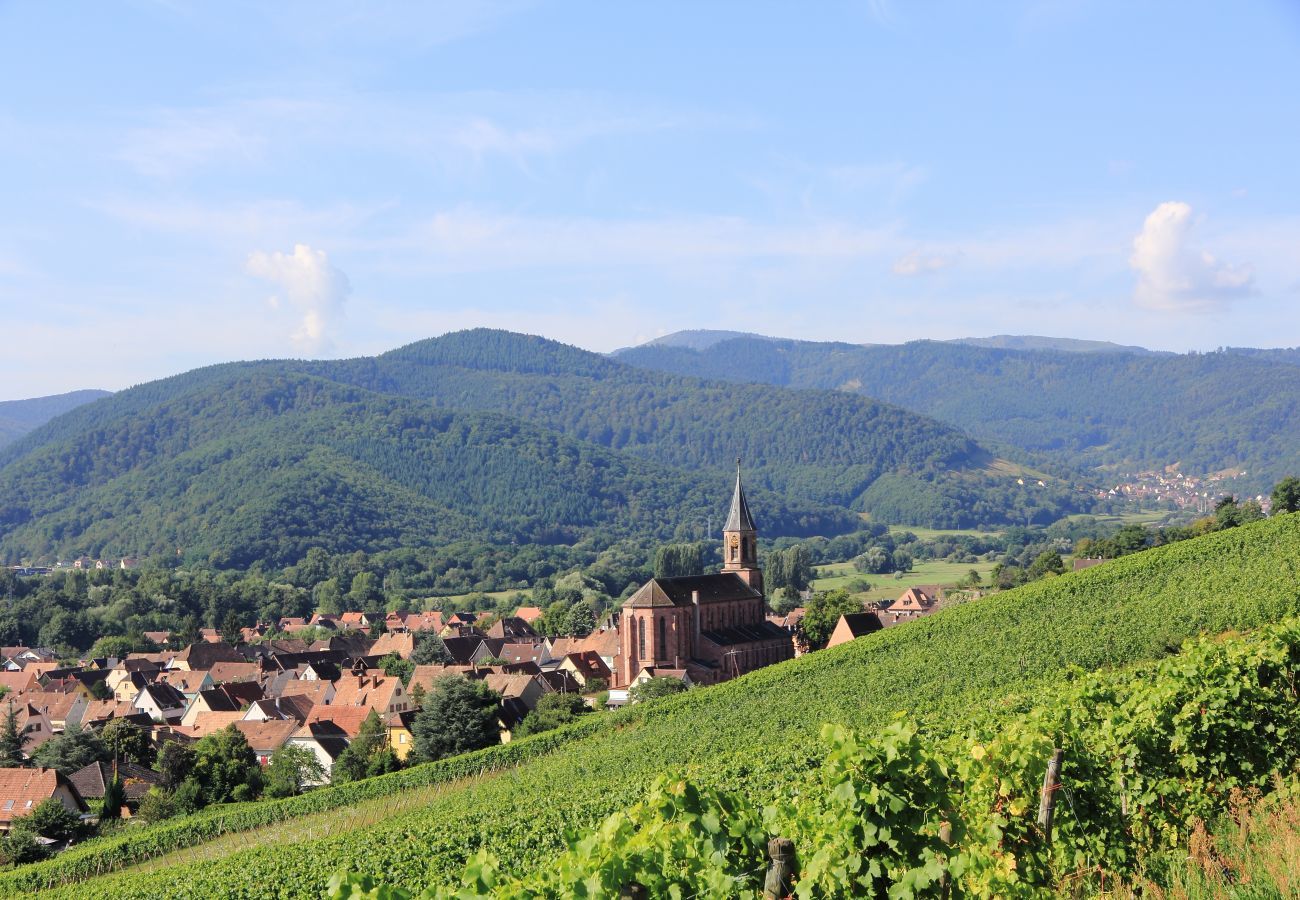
{"left": 722, "top": 459, "right": 763, "bottom": 595}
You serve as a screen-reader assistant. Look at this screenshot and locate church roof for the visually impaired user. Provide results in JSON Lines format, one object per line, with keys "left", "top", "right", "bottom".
{"left": 625, "top": 573, "right": 762, "bottom": 609}
{"left": 699, "top": 620, "right": 792, "bottom": 647}
{"left": 723, "top": 460, "right": 756, "bottom": 533}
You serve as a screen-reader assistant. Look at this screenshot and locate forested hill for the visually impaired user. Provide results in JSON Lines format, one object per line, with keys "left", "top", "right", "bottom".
{"left": 615, "top": 336, "right": 1300, "bottom": 488}
{"left": 0, "top": 389, "right": 111, "bottom": 449}
{"left": 0, "top": 330, "right": 1093, "bottom": 566}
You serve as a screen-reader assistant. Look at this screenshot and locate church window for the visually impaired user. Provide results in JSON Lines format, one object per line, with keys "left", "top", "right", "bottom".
{"left": 658, "top": 617, "right": 667, "bottom": 659}
{"left": 637, "top": 618, "right": 645, "bottom": 660}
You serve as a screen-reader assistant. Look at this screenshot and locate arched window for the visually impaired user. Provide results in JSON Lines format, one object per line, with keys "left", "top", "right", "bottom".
{"left": 658, "top": 617, "right": 667, "bottom": 660}
{"left": 637, "top": 617, "right": 645, "bottom": 660}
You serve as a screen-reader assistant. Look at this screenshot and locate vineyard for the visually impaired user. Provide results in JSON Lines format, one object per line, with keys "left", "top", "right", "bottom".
{"left": 14, "top": 513, "right": 1300, "bottom": 898}
{"left": 330, "top": 616, "right": 1300, "bottom": 897}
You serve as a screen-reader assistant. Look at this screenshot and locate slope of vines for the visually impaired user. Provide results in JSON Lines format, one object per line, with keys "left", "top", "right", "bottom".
{"left": 17, "top": 514, "right": 1300, "bottom": 899}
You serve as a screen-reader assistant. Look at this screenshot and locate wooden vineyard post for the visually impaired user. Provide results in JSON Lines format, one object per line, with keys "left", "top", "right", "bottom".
{"left": 1038, "top": 748, "right": 1064, "bottom": 845}
{"left": 764, "top": 837, "right": 796, "bottom": 900}
{"left": 938, "top": 822, "right": 953, "bottom": 900}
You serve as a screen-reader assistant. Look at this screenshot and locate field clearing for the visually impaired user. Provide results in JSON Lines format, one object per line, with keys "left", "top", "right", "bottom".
{"left": 413, "top": 589, "right": 524, "bottom": 610}
{"left": 886, "top": 524, "right": 1003, "bottom": 541}
{"left": 812, "top": 558, "right": 997, "bottom": 600}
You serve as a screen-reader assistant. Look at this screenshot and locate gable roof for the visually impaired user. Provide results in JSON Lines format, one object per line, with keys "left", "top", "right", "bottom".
{"left": 0, "top": 768, "right": 83, "bottom": 825}
{"left": 562, "top": 651, "right": 611, "bottom": 681}
{"left": 174, "top": 641, "right": 245, "bottom": 669}
{"left": 69, "top": 760, "right": 159, "bottom": 802}
{"left": 304, "top": 705, "right": 376, "bottom": 738}
{"left": 836, "top": 612, "right": 884, "bottom": 640}
{"left": 625, "top": 573, "right": 761, "bottom": 609}
{"left": 290, "top": 721, "right": 350, "bottom": 760}
{"left": 233, "top": 719, "right": 299, "bottom": 754}
{"left": 208, "top": 661, "right": 262, "bottom": 684}
{"left": 486, "top": 617, "right": 539, "bottom": 641}
{"left": 137, "top": 683, "right": 188, "bottom": 711}
{"left": 886, "top": 587, "right": 935, "bottom": 613}
{"left": 245, "top": 694, "right": 315, "bottom": 722}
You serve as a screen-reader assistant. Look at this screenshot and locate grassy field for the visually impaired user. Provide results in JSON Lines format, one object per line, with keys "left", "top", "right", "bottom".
{"left": 886, "top": 524, "right": 1002, "bottom": 541}
{"left": 812, "top": 558, "right": 997, "bottom": 601}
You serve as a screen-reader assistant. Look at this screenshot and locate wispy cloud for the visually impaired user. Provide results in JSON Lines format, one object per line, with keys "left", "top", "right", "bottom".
{"left": 1130, "top": 201, "right": 1255, "bottom": 312}
{"left": 246, "top": 244, "right": 351, "bottom": 353}
{"left": 892, "top": 249, "right": 955, "bottom": 276}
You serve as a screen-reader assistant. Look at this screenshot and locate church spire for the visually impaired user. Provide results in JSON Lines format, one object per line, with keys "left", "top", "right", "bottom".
{"left": 723, "top": 458, "right": 755, "bottom": 533}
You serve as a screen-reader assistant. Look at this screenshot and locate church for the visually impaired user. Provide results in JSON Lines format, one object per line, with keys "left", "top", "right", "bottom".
{"left": 616, "top": 463, "right": 795, "bottom": 687}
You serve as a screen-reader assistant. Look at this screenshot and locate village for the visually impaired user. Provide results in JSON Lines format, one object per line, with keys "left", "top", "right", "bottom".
{"left": 0, "top": 579, "right": 941, "bottom": 831}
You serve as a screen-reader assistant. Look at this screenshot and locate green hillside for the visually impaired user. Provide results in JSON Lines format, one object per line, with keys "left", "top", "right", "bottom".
{"left": 0, "top": 331, "right": 1092, "bottom": 566}
{"left": 615, "top": 335, "right": 1300, "bottom": 488}
{"left": 0, "top": 389, "right": 110, "bottom": 449}
{"left": 20, "top": 513, "right": 1300, "bottom": 898}
{"left": 0, "top": 370, "right": 850, "bottom": 567}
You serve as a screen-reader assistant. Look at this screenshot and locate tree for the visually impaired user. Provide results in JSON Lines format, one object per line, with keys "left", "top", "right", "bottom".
{"left": 654, "top": 543, "right": 704, "bottom": 579}
{"left": 171, "top": 615, "right": 201, "bottom": 648}
{"left": 1272, "top": 477, "right": 1300, "bottom": 515}
{"left": 0, "top": 700, "right": 29, "bottom": 767}
{"left": 410, "top": 676, "right": 500, "bottom": 764}
{"left": 1027, "top": 550, "right": 1065, "bottom": 581}
{"left": 783, "top": 546, "right": 814, "bottom": 592}
{"left": 219, "top": 609, "right": 242, "bottom": 645}
{"left": 379, "top": 653, "right": 414, "bottom": 685}
{"left": 313, "top": 578, "right": 344, "bottom": 616}
{"left": 514, "top": 693, "right": 588, "bottom": 738}
{"left": 136, "top": 787, "right": 177, "bottom": 823}
{"left": 99, "top": 775, "right": 126, "bottom": 821}
{"left": 156, "top": 740, "right": 195, "bottom": 790}
{"left": 409, "top": 682, "right": 427, "bottom": 707}
{"left": 331, "top": 709, "right": 391, "bottom": 783}
{"left": 17, "top": 797, "right": 82, "bottom": 843}
{"left": 101, "top": 719, "right": 154, "bottom": 767}
{"left": 347, "top": 572, "right": 382, "bottom": 608}
{"left": 772, "top": 590, "right": 801, "bottom": 616}
{"left": 31, "top": 726, "right": 108, "bottom": 774}
{"left": 264, "top": 744, "right": 326, "bottom": 798}
{"left": 189, "top": 724, "right": 261, "bottom": 805}
{"left": 800, "top": 589, "right": 863, "bottom": 648}
{"left": 565, "top": 602, "right": 597, "bottom": 637}
{"left": 630, "top": 676, "right": 687, "bottom": 703}
{"left": 410, "top": 631, "right": 452, "bottom": 665}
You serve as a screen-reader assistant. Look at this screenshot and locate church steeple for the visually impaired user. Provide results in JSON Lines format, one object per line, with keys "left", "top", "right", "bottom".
{"left": 722, "top": 459, "right": 762, "bottom": 593}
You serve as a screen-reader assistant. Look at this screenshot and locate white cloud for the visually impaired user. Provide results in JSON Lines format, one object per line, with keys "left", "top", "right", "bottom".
{"left": 1130, "top": 201, "right": 1255, "bottom": 312}
{"left": 245, "top": 244, "right": 351, "bottom": 354}
{"left": 892, "top": 249, "right": 954, "bottom": 276}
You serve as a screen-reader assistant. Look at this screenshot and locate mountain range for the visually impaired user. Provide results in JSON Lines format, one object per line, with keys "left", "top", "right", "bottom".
{"left": 615, "top": 332, "right": 1300, "bottom": 489}
{"left": 0, "top": 330, "right": 1084, "bottom": 568}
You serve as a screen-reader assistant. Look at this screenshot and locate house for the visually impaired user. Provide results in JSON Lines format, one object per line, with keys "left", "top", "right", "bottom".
{"left": 286, "top": 722, "right": 350, "bottom": 784}
{"left": 20, "top": 691, "right": 88, "bottom": 732}
{"left": 208, "top": 661, "right": 262, "bottom": 685}
{"left": 630, "top": 667, "right": 693, "bottom": 689}
{"left": 539, "top": 670, "right": 584, "bottom": 695}
{"left": 498, "top": 642, "right": 548, "bottom": 666}
{"left": 387, "top": 709, "right": 418, "bottom": 762}
{"left": 168, "top": 642, "right": 244, "bottom": 672}
{"left": 277, "top": 617, "right": 309, "bottom": 633}
{"left": 439, "top": 636, "right": 483, "bottom": 666}
{"left": 826, "top": 612, "right": 884, "bottom": 649}
{"left": 368, "top": 632, "right": 415, "bottom": 660}
{"left": 442, "top": 612, "right": 479, "bottom": 632}
{"left": 300, "top": 661, "right": 342, "bottom": 683}
{"left": 69, "top": 760, "right": 159, "bottom": 812}
{"left": 142, "top": 631, "right": 171, "bottom": 647}
{"left": 106, "top": 659, "right": 161, "bottom": 698}
{"left": 883, "top": 587, "right": 937, "bottom": 624}
{"left": 559, "top": 652, "right": 612, "bottom": 688}
{"left": 485, "top": 617, "right": 539, "bottom": 642}
{"left": 276, "top": 678, "right": 335, "bottom": 707}
{"left": 0, "top": 670, "right": 38, "bottom": 695}
{"left": 172, "top": 712, "right": 247, "bottom": 739}
{"left": 402, "top": 611, "right": 444, "bottom": 633}
{"left": 1073, "top": 557, "right": 1109, "bottom": 572}
{"left": 118, "top": 557, "right": 140, "bottom": 571}
{"left": 113, "top": 671, "right": 157, "bottom": 703}
{"left": 580, "top": 628, "right": 620, "bottom": 673}
{"left": 180, "top": 683, "right": 265, "bottom": 727}
{"left": 5, "top": 702, "right": 55, "bottom": 753}
{"left": 233, "top": 720, "right": 299, "bottom": 765}
{"left": 340, "top": 611, "right": 383, "bottom": 633}
{"left": 483, "top": 673, "right": 545, "bottom": 712}
{"left": 156, "top": 669, "right": 214, "bottom": 702}
{"left": 303, "top": 705, "right": 375, "bottom": 739}
{"left": 0, "top": 768, "right": 85, "bottom": 832}
{"left": 513, "top": 606, "right": 544, "bottom": 626}
{"left": 132, "top": 683, "right": 188, "bottom": 723}
{"left": 242, "top": 694, "right": 315, "bottom": 724}
{"left": 330, "top": 673, "right": 410, "bottom": 722}
{"left": 79, "top": 699, "right": 151, "bottom": 730}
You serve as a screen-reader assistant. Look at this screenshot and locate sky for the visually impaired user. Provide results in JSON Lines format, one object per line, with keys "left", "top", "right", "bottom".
{"left": 2, "top": 0, "right": 1299, "bottom": 398}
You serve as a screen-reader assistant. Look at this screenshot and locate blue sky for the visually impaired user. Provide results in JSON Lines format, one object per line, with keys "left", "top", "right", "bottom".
{"left": 2, "top": 0, "right": 1299, "bottom": 398}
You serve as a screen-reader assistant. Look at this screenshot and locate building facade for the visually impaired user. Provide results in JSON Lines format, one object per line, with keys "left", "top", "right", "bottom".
{"left": 617, "top": 463, "right": 794, "bottom": 686}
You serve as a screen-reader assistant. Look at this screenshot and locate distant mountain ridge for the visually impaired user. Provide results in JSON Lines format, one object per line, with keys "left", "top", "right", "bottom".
{"left": 614, "top": 335, "right": 1300, "bottom": 489}
{"left": 0, "top": 389, "right": 111, "bottom": 449}
{"left": 0, "top": 330, "right": 1089, "bottom": 566}
{"left": 947, "top": 334, "right": 1166, "bottom": 355}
